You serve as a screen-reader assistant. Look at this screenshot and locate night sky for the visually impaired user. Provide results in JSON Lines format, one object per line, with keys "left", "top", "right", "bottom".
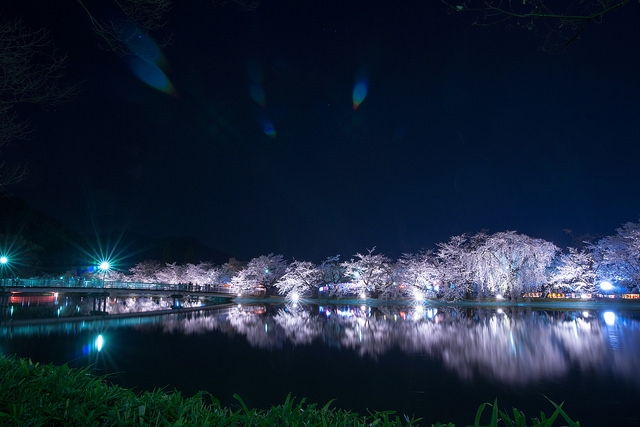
{"left": 5, "top": 1, "right": 640, "bottom": 263}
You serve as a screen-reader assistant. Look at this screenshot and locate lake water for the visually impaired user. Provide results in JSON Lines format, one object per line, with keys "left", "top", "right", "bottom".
{"left": 1, "top": 294, "right": 640, "bottom": 426}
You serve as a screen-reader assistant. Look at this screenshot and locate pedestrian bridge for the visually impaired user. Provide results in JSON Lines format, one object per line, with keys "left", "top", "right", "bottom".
{"left": 0, "top": 278, "right": 263, "bottom": 299}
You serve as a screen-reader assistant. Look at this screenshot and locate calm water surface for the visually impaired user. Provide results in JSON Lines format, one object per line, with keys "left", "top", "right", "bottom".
{"left": 1, "top": 295, "right": 639, "bottom": 426}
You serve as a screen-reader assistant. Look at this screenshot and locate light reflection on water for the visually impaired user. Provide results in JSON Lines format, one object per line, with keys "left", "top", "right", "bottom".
{"left": 3, "top": 299, "right": 640, "bottom": 388}
{"left": 2, "top": 299, "right": 640, "bottom": 425}
{"left": 149, "top": 303, "right": 640, "bottom": 388}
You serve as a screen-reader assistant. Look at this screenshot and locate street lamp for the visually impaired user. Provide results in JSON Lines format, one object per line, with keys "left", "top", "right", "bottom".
{"left": 600, "top": 281, "right": 613, "bottom": 291}
{"left": 0, "top": 255, "right": 9, "bottom": 281}
{"left": 98, "top": 261, "right": 111, "bottom": 287}
{"left": 599, "top": 281, "right": 614, "bottom": 299}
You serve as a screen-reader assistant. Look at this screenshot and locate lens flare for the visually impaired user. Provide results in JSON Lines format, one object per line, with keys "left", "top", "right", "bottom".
{"left": 127, "top": 57, "right": 176, "bottom": 96}
{"left": 352, "top": 79, "right": 368, "bottom": 110}
{"left": 0, "top": 235, "right": 35, "bottom": 278}
{"left": 122, "top": 26, "right": 163, "bottom": 65}
{"left": 120, "top": 23, "right": 176, "bottom": 96}
{"left": 261, "top": 119, "right": 276, "bottom": 139}
{"left": 249, "top": 83, "right": 266, "bottom": 107}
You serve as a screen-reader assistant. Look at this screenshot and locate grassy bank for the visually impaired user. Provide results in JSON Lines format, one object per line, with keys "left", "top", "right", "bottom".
{"left": 0, "top": 356, "right": 579, "bottom": 426}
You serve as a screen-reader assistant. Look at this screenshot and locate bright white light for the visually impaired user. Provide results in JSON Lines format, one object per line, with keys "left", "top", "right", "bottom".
{"left": 98, "top": 261, "right": 111, "bottom": 271}
{"left": 95, "top": 334, "right": 104, "bottom": 352}
{"left": 603, "top": 311, "right": 616, "bottom": 326}
{"left": 580, "top": 293, "right": 589, "bottom": 299}
{"left": 582, "top": 311, "right": 589, "bottom": 318}
{"left": 0, "top": 256, "right": 8, "bottom": 264}
{"left": 496, "top": 294, "right": 504, "bottom": 300}
{"left": 359, "top": 292, "right": 366, "bottom": 299}
{"left": 290, "top": 292, "right": 300, "bottom": 303}
{"left": 497, "top": 308, "right": 504, "bottom": 314}
{"left": 600, "top": 281, "right": 613, "bottom": 291}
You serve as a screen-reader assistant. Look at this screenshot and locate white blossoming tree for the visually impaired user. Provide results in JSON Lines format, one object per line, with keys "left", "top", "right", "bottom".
{"left": 128, "top": 260, "right": 163, "bottom": 283}
{"left": 341, "top": 248, "right": 393, "bottom": 298}
{"left": 436, "top": 234, "right": 484, "bottom": 300}
{"left": 231, "top": 253, "right": 287, "bottom": 296}
{"left": 474, "top": 231, "right": 558, "bottom": 300}
{"left": 155, "top": 262, "right": 186, "bottom": 285}
{"left": 395, "top": 251, "right": 440, "bottom": 299}
{"left": 275, "top": 260, "right": 323, "bottom": 301}
{"left": 319, "top": 255, "right": 346, "bottom": 296}
{"left": 550, "top": 247, "right": 598, "bottom": 294}
{"left": 591, "top": 221, "right": 640, "bottom": 292}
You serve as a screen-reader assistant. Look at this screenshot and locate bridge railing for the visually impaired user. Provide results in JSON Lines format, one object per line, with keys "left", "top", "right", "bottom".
{"left": 0, "top": 278, "right": 243, "bottom": 295}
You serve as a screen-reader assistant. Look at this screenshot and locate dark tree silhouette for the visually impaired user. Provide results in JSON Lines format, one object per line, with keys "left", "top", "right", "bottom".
{"left": 0, "top": 0, "right": 259, "bottom": 190}
{"left": 0, "top": 19, "right": 78, "bottom": 190}
{"left": 442, "top": 0, "right": 635, "bottom": 52}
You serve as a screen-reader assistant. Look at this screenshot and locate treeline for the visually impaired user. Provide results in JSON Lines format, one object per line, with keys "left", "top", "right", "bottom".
{"left": 105, "top": 221, "right": 640, "bottom": 301}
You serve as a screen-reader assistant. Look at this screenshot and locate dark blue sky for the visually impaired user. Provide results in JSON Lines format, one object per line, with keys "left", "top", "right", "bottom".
{"left": 6, "top": 1, "right": 640, "bottom": 262}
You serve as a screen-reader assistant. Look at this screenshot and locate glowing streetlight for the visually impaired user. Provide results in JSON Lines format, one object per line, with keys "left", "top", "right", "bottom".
{"left": 0, "top": 255, "right": 9, "bottom": 280}
{"left": 600, "top": 281, "right": 613, "bottom": 291}
{"left": 289, "top": 292, "right": 300, "bottom": 304}
{"left": 98, "top": 261, "right": 111, "bottom": 286}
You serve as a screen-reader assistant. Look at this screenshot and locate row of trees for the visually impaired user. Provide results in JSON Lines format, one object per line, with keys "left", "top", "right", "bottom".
{"left": 107, "top": 220, "right": 640, "bottom": 301}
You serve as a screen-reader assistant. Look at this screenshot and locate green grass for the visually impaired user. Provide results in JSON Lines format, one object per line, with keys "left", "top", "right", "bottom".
{"left": 0, "top": 356, "right": 579, "bottom": 426}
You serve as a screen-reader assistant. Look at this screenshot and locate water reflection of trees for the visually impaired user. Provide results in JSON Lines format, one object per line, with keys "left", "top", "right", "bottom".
{"left": 155, "top": 304, "right": 640, "bottom": 387}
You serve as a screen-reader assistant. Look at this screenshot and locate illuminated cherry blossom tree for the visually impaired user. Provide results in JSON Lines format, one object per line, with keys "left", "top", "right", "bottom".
{"left": 474, "top": 231, "right": 558, "bottom": 300}
{"left": 550, "top": 247, "right": 598, "bottom": 294}
{"left": 319, "top": 255, "right": 347, "bottom": 295}
{"left": 275, "top": 260, "right": 323, "bottom": 300}
{"left": 183, "top": 262, "right": 220, "bottom": 287}
{"left": 341, "top": 248, "right": 394, "bottom": 298}
{"left": 436, "top": 234, "right": 484, "bottom": 300}
{"left": 591, "top": 221, "right": 640, "bottom": 292}
{"left": 395, "top": 251, "right": 440, "bottom": 299}
{"left": 155, "top": 262, "right": 186, "bottom": 285}
{"left": 231, "top": 253, "right": 287, "bottom": 295}
{"left": 128, "top": 260, "right": 162, "bottom": 283}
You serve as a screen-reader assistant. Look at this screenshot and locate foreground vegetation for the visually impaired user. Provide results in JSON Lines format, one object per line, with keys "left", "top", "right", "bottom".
{"left": 0, "top": 356, "right": 580, "bottom": 426}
